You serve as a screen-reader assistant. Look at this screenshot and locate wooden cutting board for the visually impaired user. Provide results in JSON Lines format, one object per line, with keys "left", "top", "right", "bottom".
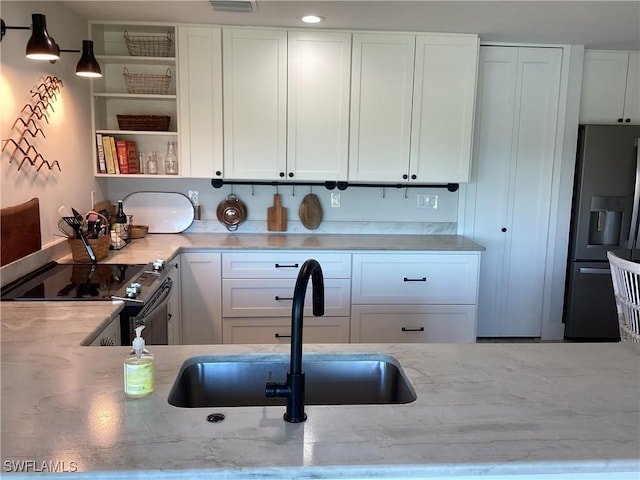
{"left": 267, "top": 193, "right": 287, "bottom": 231}
{"left": 1, "top": 197, "right": 41, "bottom": 267}
{"left": 298, "top": 193, "right": 323, "bottom": 230}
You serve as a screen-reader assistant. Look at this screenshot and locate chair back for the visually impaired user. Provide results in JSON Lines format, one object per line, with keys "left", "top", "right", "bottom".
{"left": 607, "top": 251, "right": 640, "bottom": 343}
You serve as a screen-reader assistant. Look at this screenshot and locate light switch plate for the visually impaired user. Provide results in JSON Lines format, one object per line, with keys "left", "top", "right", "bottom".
{"left": 331, "top": 192, "right": 341, "bottom": 208}
{"left": 417, "top": 194, "right": 438, "bottom": 209}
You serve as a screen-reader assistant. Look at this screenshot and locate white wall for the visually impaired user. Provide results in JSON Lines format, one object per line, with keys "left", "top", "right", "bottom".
{"left": 0, "top": 1, "right": 105, "bottom": 247}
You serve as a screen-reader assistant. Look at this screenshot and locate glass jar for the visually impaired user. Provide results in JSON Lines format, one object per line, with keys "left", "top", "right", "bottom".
{"left": 164, "top": 141, "right": 178, "bottom": 175}
{"left": 147, "top": 152, "right": 158, "bottom": 175}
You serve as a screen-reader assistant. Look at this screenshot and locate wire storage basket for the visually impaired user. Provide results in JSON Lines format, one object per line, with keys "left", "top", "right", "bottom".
{"left": 123, "top": 67, "right": 172, "bottom": 95}
{"left": 124, "top": 30, "right": 172, "bottom": 57}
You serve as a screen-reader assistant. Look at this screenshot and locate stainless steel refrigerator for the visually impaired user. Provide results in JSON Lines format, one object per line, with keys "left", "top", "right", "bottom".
{"left": 564, "top": 124, "right": 640, "bottom": 340}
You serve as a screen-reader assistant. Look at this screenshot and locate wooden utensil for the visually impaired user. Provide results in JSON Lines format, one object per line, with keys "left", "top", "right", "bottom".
{"left": 298, "top": 193, "right": 323, "bottom": 230}
{"left": 267, "top": 193, "right": 287, "bottom": 231}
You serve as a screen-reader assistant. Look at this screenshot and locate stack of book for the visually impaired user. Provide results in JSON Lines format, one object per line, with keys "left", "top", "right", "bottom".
{"left": 95, "top": 134, "right": 140, "bottom": 174}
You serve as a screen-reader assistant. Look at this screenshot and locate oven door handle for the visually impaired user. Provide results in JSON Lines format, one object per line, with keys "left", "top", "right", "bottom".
{"left": 133, "top": 277, "right": 173, "bottom": 323}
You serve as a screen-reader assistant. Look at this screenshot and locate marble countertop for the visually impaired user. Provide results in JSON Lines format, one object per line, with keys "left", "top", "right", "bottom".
{"left": 57, "top": 233, "right": 485, "bottom": 265}
{"left": 1, "top": 301, "right": 638, "bottom": 479}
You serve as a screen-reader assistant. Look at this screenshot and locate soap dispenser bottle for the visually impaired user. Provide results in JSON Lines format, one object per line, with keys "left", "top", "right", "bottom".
{"left": 124, "top": 325, "right": 155, "bottom": 398}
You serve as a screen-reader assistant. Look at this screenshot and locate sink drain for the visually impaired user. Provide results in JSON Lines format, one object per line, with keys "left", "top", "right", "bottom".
{"left": 206, "top": 413, "right": 225, "bottom": 423}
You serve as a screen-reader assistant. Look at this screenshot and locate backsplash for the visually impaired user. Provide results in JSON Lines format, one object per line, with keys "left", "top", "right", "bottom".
{"left": 103, "top": 177, "right": 459, "bottom": 234}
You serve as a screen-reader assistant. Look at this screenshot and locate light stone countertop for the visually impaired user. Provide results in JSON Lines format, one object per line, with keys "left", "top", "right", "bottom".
{"left": 57, "top": 233, "right": 485, "bottom": 266}
{"left": 1, "top": 301, "right": 639, "bottom": 479}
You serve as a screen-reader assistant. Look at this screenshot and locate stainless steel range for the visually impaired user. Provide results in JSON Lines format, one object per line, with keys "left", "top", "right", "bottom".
{"left": 1, "top": 259, "right": 174, "bottom": 345}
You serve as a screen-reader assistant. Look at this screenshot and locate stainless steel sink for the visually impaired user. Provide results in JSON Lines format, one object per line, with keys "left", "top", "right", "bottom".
{"left": 168, "top": 353, "right": 417, "bottom": 408}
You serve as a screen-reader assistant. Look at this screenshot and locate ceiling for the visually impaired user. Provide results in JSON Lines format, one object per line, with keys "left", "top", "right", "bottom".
{"left": 61, "top": 0, "right": 640, "bottom": 50}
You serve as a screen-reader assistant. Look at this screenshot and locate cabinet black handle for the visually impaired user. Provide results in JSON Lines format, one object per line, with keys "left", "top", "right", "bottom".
{"left": 274, "top": 333, "right": 292, "bottom": 338}
{"left": 288, "top": 172, "right": 294, "bottom": 178}
{"left": 625, "top": 118, "right": 631, "bottom": 123}
{"left": 275, "top": 263, "right": 299, "bottom": 268}
{"left": 411, "top": 174, "right": 417, "bottom": 180}
{"left": 275, "top": 296, "right": 293, "bottom": 301}
{"left": 401, "top": 327, "right": 425, "bottom": 332}
{"left": 618, "top": 118, "right": 623, "bottom": 123}
{"left": 403, "top": 277, "right": 426, "bottom": 282}
{"left": 279, "top": 172, "right": 285, "bottom": 177}
{"left": 215, "top": 170, "right": 222, "bottom": 176}
{"left": 501, "top": 227, "right": 507, "bottom": 232}
{"left": 402, "top": 174, "right": 408, "bottom": 180}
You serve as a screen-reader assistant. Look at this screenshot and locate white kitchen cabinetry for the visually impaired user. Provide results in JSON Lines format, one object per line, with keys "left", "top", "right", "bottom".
{"left": 579, "top": 50, "right": 639, "bottom": 124}
{"left": 222, "top": 28, "right": 287, "bottom": 180}
{"left": 180, "top": 252, "right": 222, "bottom": 344}
{"left": 88, "top": 317, "right": 121, "bottom": 346}
{"left": 350, "top": 252, "right": 480, "bottom": 343}
{"left": 222, "top": 28, "right": 351, "bottom": 181}
{"left": 221, "top": 252, "right": 351, "bottom": 344}
{"left": 349, "top": 34, "right": 415, "bottom": 182}
{"left": 177, "top": 26, "right": 223, "bottom": 178}
{"left": 464, "top": 46, "right": 563, "bottom": 337}
{"left": 287, "top": 31, "right": 351, "bottom": 181}
{"left": 89, "top": 22, "right": 178, "bottom": 176}
{"left": 349, "top": 33, "right": 479, "bottom": 183}
{"left": 166, "top": 258, "right": 182, "bottom": 345}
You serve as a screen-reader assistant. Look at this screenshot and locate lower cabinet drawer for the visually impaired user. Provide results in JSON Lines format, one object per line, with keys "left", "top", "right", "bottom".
{"left": 222, "top": 317, "right": 350, "bottom": 344}
{"left": 222, "top": 278, "right": 351, "bottom": 317}
{"left": 350, "top": 304, "right": 477, "bottom": 343}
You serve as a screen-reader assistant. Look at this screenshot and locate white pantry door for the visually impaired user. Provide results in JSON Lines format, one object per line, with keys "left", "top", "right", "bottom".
{"left": 468, "top": 46, "right": 562, "bottom": 337}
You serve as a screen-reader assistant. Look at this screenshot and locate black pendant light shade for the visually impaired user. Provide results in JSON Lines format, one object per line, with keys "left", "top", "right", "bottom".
{"left": 75, "top": 40, "right": 102, "bottom": 77}
{"left": 25, "top": 13, "right": 59, "bottom": 60}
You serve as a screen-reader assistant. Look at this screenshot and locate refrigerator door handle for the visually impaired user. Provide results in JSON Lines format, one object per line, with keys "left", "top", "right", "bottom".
{"left": 629, "top": 138, "right": 640, "bottom": 250}
{"left": 578, "top": 267, "right": 612, "bottom": 274}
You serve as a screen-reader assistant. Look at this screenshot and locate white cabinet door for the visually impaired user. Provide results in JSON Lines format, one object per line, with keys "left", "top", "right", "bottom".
{"left": 579, "top": 50, "right": 636, "bottom": 124}
{"left": 180, "top": 252, "right": 222, "bottom": 344}
{"left": 623, "top": 52, "right": 640, "bottom": 123}
{"left": 287, "top": 31, "right": 351, "bottom": 181}
{"left": 166, "top": 259, "right": 182, "bottom": 345}
{"left": 410, "top": 34, "right": 478, "bottom": 183}
{"left": 223, "top": 28, "right": 287, "bottom": 179}
{"left": 351, "top": 304, "right": 476, "bottom": 343}
{"left": 222, "top": 252, "right": 351, "bottom": 279}
{"left": 349, "top": 33, "right": 415, "bottom": 182}
{"left": 466, "top": 46, "right": 562, "bottom": 337}
{"left": 178, "top": 26, "right": 223, "bottom": 178}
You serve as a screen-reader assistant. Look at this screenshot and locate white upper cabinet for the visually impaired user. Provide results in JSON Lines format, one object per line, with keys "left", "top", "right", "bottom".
{"left": 580, "top": 50, "right": 640, "bottom": 124}
{"left": 222, "top": 28, "right": 288, "bottom": 180}
{"left": 349, "top": 34, "right": 416, "bottom": 182}
{"left": 177, "top": 26, "right": 223, "bottom": 178}
{"left": 410, "top": 34, "right": 479, "bottom": 183}
{"left": 349, "top": 32, "right": 479, "bottom": 183}
{"left": 287, "top": 31, "right": 351, "bottom": 181}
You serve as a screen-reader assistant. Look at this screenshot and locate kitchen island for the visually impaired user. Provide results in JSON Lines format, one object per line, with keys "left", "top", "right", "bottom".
{"left": 1, "top": 300, "right": 638, "bottom": 479}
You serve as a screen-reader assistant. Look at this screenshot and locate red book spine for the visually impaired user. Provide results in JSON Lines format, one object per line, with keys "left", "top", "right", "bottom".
{"left": 115, "top": 140, "right": 129, "bottom": 174}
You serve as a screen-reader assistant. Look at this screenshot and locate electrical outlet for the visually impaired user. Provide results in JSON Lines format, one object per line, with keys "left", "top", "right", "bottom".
{"left": 417, "top": 194, "right": 438, "bottom": 209}
{"left": 331, "top": 192, "right": 341, "bottom": 208}
{"left": 188, "top": 190, "right": 199, "bottom": 205}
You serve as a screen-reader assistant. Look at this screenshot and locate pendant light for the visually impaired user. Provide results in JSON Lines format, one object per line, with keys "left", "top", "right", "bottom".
{"left": 74, "top": 40, "right": 102, "bottom": 77}
{"left": 25, "top": 13, "right": 59, "bottom": 61}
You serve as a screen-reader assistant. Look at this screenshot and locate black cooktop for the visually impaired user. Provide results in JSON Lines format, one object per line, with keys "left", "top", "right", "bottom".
{"left": 1, "top": 262, "right": 145, "bottom": 301}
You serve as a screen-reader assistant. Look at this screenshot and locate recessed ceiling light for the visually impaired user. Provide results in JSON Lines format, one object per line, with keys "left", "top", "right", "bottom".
{"left": 301, "top": 15, "right": 325, "bottom": 24}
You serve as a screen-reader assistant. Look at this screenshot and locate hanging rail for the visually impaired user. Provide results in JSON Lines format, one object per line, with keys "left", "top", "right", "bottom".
{"left": 211, "top": 179, "right": 459, "bottom": 192}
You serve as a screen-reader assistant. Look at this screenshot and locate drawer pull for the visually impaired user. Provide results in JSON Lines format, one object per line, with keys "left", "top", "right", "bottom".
{"left": 401, "top": 327, "right": 425, "bottom": 332}
{"left": 274, "top": 333, "right": 292, "bottom": 338}
{"left": 403, "top": 277, "right": 426, "bottom": 282}
{"left": 275, "top": 263, "right": 299, "bottom": 268}
{"left": 275, "top": 296, "right": 294, "bottom": 301}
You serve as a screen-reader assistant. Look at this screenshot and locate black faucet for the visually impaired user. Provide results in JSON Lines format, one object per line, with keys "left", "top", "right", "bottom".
{"left": 265, "top": 259, "right": 324, "bottom": 422}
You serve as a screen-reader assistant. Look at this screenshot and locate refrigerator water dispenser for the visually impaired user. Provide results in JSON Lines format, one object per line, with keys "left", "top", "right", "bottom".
{"left": 588, "top": 196, "right": 625, "bottom": 246}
